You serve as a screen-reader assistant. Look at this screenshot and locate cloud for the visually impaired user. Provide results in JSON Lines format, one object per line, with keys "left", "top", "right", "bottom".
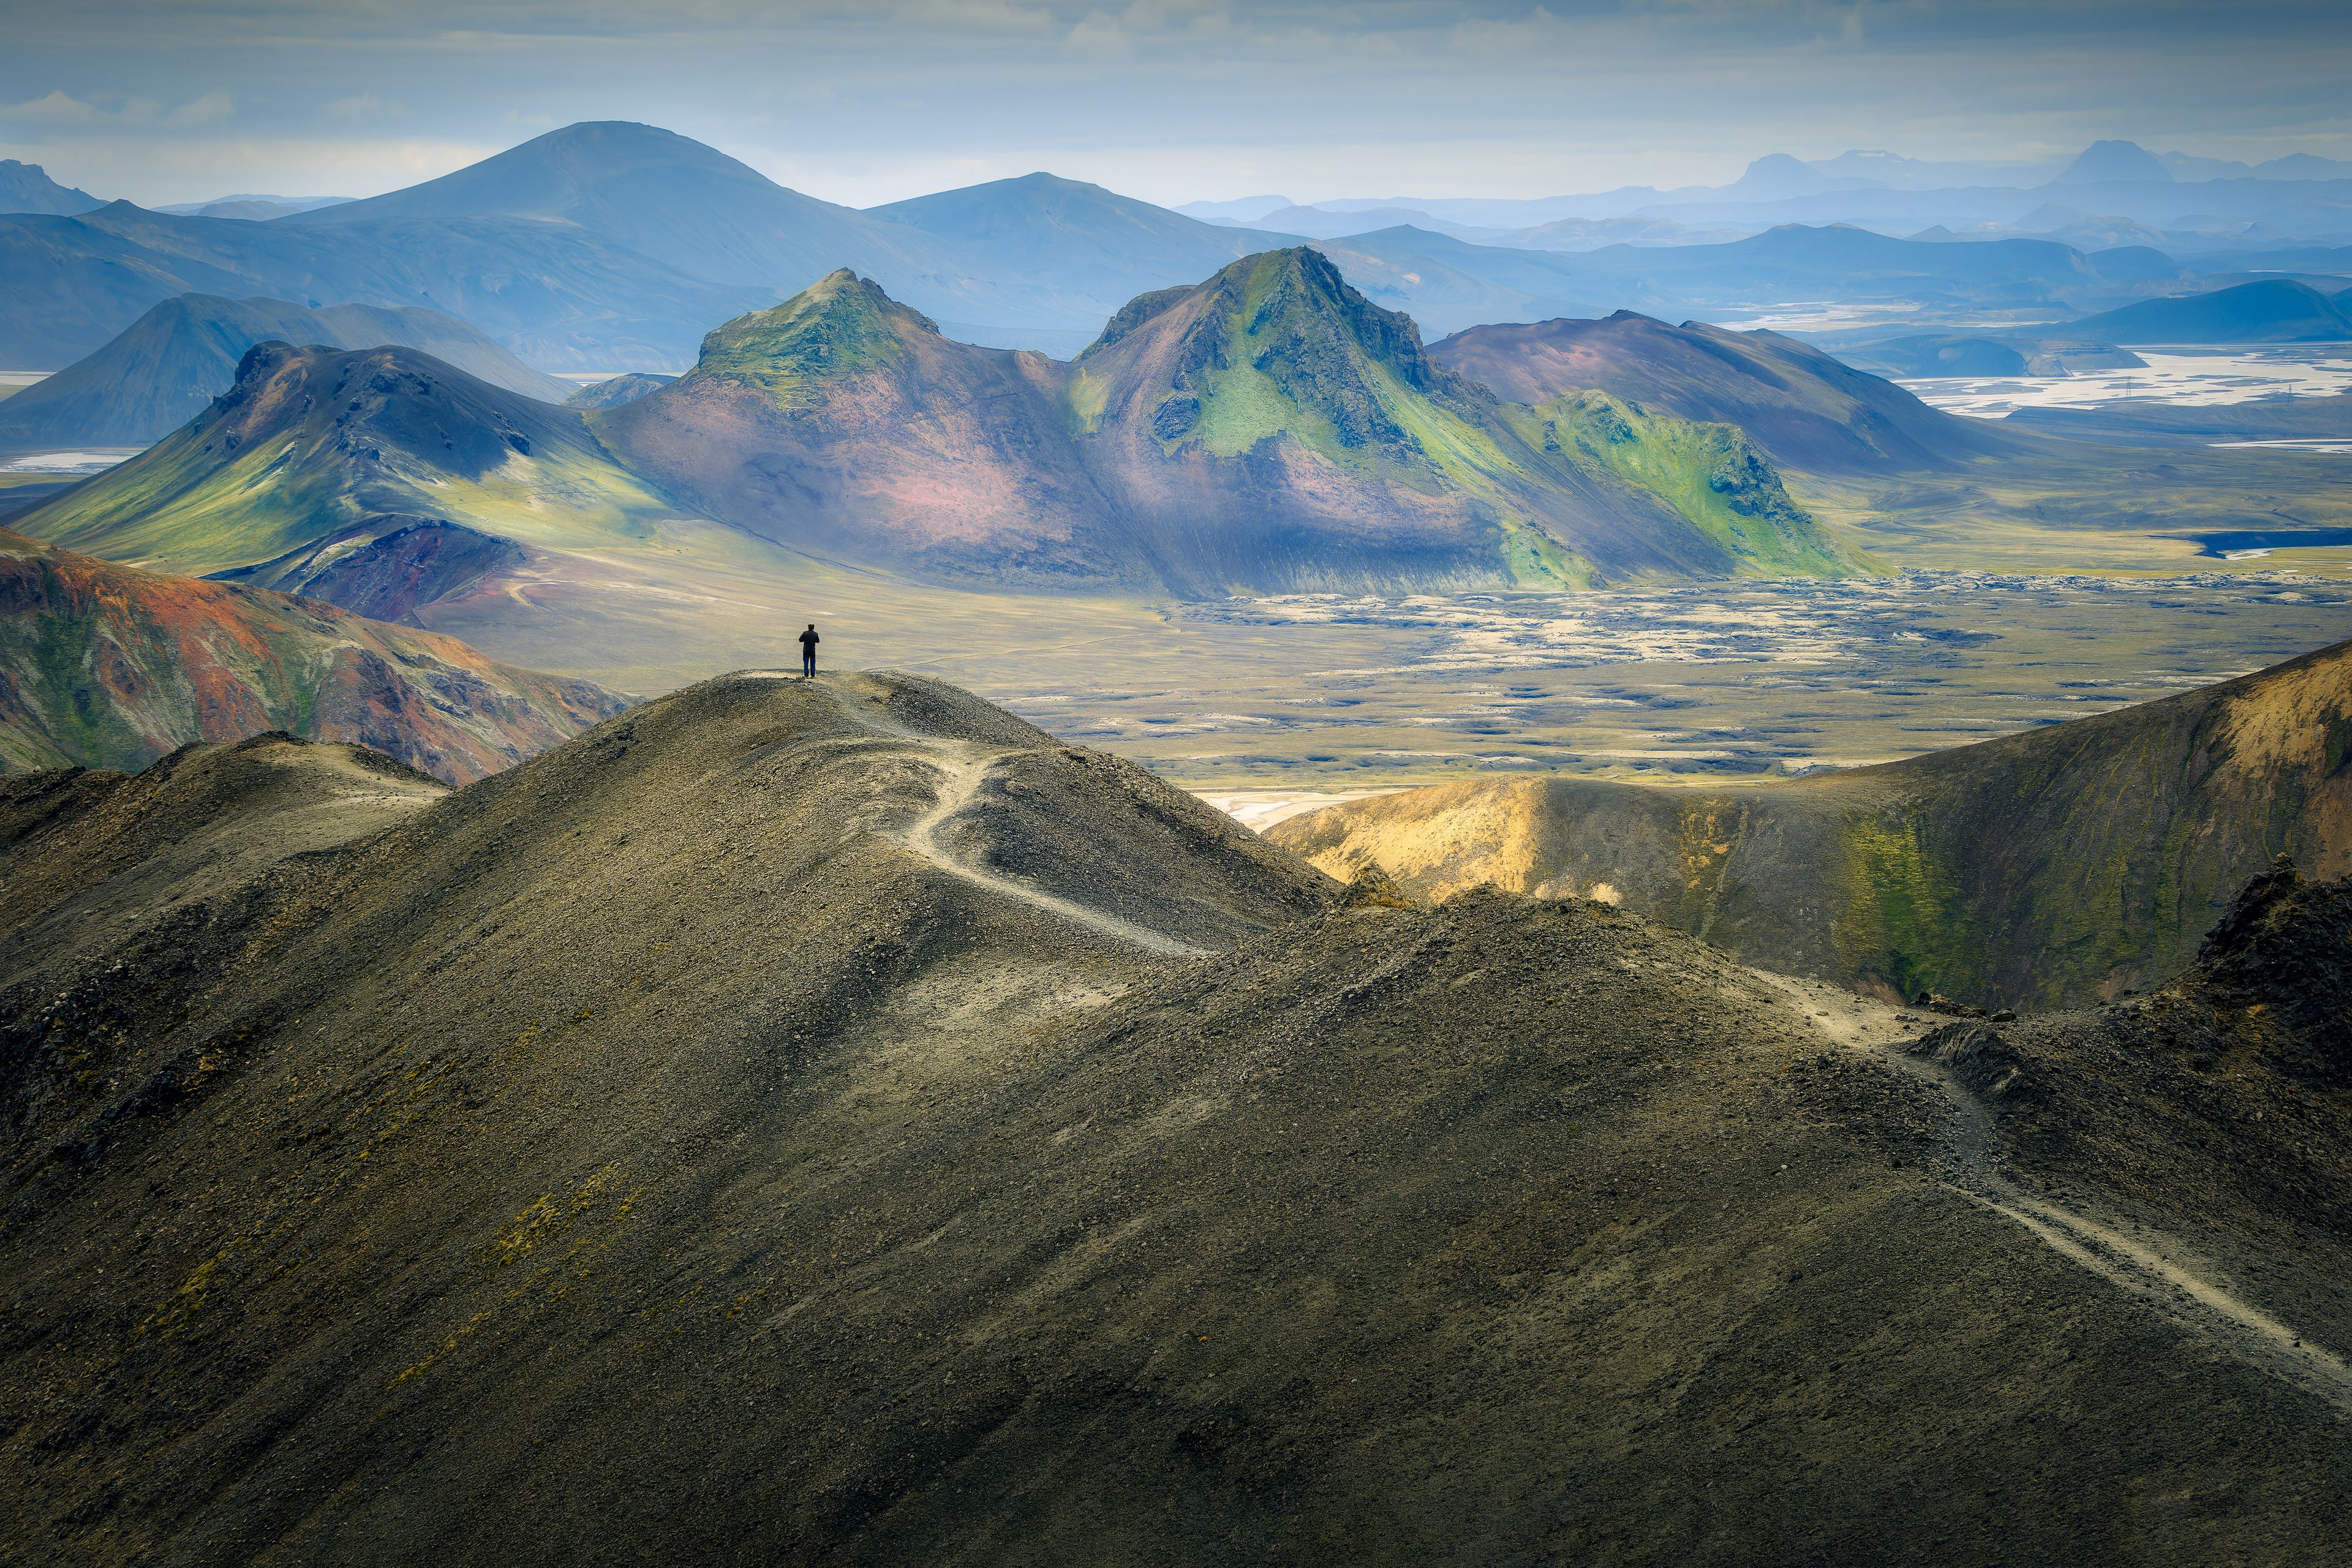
{"left": 325, "top": 92, "right": 407, "bottom": 121}
{"left": 1064, "top": 10, "right": 1136, "bottom": 56}
{"left": 1, "top": 91, "right": 98, "bottom": 124}
{"left": 1, "top": 89, "right": 228, "bottom": 128}
{"left": 162, "top": 91, "right": 236, "bottom": 127}
{"left": 892, "top": 0, "right": 1056, "bottom": 32}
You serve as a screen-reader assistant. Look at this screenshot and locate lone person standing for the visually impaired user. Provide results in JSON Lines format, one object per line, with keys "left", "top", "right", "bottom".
{"left": 797, "top": 622, "right": 820, "bottom": 679}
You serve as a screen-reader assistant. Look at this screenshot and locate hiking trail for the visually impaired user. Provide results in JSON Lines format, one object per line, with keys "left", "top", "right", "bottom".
{"left": 1764, "top": 971, "right": 2352, "bottom": 1418}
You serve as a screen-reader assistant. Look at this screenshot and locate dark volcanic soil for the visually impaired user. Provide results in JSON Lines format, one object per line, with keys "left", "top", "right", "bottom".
{"left": 2, "top": 671, "right": 2348, "bottom": 1565}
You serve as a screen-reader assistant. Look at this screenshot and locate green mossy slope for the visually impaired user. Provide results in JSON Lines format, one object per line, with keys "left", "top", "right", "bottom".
{"left": 1525, "top": 391, "right": 1877, "bottom": 578}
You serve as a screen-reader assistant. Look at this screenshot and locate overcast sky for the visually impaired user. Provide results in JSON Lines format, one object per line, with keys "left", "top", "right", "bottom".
{"left": 3, "top": 0, "right": 2347, "bottom": 209}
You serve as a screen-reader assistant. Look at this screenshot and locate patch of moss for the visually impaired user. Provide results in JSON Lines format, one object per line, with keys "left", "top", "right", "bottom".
{"left": 1531, "top": 391, "right": 1877, "bottom": 579}
{"left": 1831, "top": 812, "right": 1967, "bottom": 998}
{"left": 1499, "top": 518, "right": 1593, "bottom": 590}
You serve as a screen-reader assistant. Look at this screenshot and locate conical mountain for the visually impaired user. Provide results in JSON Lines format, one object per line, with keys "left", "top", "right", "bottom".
{"left": 2048, "top": 139, "right": 2174, "bottom": 186}
{"left": 287, "top": 121, "right": 956, "bottom": 300}
{"left": 12, "top": 342, "right": 677, "bottom": 620}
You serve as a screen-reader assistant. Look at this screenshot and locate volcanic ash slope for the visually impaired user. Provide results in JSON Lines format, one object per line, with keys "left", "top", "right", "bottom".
{"left": 3, "top": 672, "right": 2351, "bottom": 1564}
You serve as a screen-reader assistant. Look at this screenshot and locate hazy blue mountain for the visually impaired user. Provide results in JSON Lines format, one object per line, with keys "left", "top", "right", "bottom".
{"left": 1172, "top": 195, "right": 1298, "bottom": 223}
{"left": 0, "top": 159, "right": 103, "bottom": 217}
{"left": 1804, "top": 149, "right": 2066, "bottom": 189}
{"left": 1495, "top": 215, "right": 1752, "bottom": 251}
{"left": 1238, "top": 203, "right": 1483, "bottom": 240}
{"left": 1190, "top": 143, "right": 2352, "bottom": 254}
{"left": 1311, "top": 228, "right": 1610, "bottom": 336}
{"left": 0, "top": 199, "right": 772, "bottom": 371}
{"left": 867, "top": 173, "right": 1302, "bottom": 326}
{"left": 291, "top": 123, "right": 1133, "bottom": 346}
{"left": 2063, "top": 279, "right": 2352, "bottom": 343}
{"left": 565, "top": 372, "right": 674, "bottom": 410}
{"left": 1717, "top": 154, "right": 1877, "bottom": 202}
{"left": 1329, "top": 223, "right": 2187, "bottom": 330}
{"left": 2049, "top": 141, "right": 2175, "bottom": 187}
{"left": 290, "top": 122, "right": 950, "bottom": 291}
{"left": 0, "top": 293, "right": 576, "bottom": 449}
{"left": 155, "top": 194, "right": 354, "bottom": 219}
{"left": 2251, "top": 154, "right": 2352, "bottom": 181}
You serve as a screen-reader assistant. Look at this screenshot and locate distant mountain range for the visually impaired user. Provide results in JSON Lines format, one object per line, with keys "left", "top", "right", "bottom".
{"left": 2, "top": 124, "right": 2337, "bottom": 378}
{"left": 154, "top": 193, "right": 353, "bottom": 220}
{"left": 12, "top": 251, "right": 1875, "bottom": 614}
{"left": 0, "top": 293, "right": 573, "bottom": 448}
{"left": 1185, "top": 140, "right": 2352, "bottom": 253}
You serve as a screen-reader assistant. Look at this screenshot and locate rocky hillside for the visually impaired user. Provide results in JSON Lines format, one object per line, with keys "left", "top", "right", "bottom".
{"left": 9, "top": 342, "right": 677, "bottom": 621}
{"left": 1272, "top": 636, "right": 2352, "bottom": 1010}
{"left": 2, "top": 670, "right": 2348, "bottom": 1562}
{"left": 600, "top": 252, "right": 1871, "bottom": 594}
{"left": 0, "top": 527, "right": 626, "bottom": 783}
{"left": 593, "top": 270, "right": 1136, "bottom": 589}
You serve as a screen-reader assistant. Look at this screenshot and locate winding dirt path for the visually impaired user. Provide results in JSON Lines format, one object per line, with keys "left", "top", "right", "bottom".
{"left": 895, "top": 744, "right": 1208, "bottom": 959}
{"left": 1762, "top": 971, "right": 2352, "bottom": 1417}
{"left": 747, "top": 672, "right": 1210, "bottom": 957}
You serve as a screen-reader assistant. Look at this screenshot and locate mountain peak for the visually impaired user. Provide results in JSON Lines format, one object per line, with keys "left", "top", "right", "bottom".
{"left": 0, "top": 157, "right": 105, "bottom": 216}
{"left": 1083, "top": 246, "right": 1464, "bottom": 467}
{"left": 288, "top": 119, "right": 802, "bottom": 234}
{"left": 688, "top": 270, "right": 937, "bottom": 407}
{"left": 2049, "top": 140, "right": 2174, "bottom": 187}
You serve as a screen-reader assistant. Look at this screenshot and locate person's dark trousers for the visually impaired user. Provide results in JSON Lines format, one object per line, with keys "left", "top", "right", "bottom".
{"left": 802, "top": 655, "right": 815, "bottom": 677}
